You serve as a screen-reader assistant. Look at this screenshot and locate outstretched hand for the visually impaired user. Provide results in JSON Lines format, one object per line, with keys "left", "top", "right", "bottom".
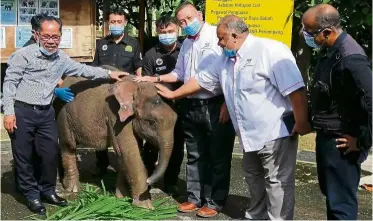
{"left": 55, "top": 87, "right": 74, "bottom": 102}
{"left": 109, "top": 71, "right": 129, "bottom": 81}
{"left": 155, "top": 84, "right": 175, "bottom": 99}
{"left": 133, "top": 76, "right": 156, "bottom": 83}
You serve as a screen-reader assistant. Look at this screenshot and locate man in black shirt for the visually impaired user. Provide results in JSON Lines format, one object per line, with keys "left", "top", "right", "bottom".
{"left": 302, "top": 4, "right": 372, "bottom": 220}
{"left": 92, "top": 6, "right": 142, "bottom": 176}
{"left": 141, "top": 15, "right": 184, "bottom": 196}
{"left": 23, "top": 14, "right": 44, "bottom": 47}
{"left": 92, "top": 7, "right": 142, "bottom": 76}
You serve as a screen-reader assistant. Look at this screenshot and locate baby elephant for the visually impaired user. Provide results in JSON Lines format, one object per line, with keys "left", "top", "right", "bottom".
{"left": 54, "top": 67, "right": 177, "bottom": 209}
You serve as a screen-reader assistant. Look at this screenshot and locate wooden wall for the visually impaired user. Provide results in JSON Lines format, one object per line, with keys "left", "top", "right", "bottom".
{"left": 1, "top": 0, "right": 96, "bottom": 63}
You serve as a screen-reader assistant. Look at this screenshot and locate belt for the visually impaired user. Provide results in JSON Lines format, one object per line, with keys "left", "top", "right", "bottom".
{"left": 14, "top": 100, "right": 51, "bottom": 110}
{"left": 183, "top": 95, "right": 224, "bottom": 106}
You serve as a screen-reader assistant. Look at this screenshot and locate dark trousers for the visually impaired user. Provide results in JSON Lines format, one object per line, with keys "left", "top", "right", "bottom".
{"left": 181, "top": 96, "right": 236, "bottom": 211}
{"left": 143, "top": 115, "right": 185, "bottom": 186}
{"left": 96, "top": 149, "right": 110, "bottom": 171}
{"left": 10, "top": 105, "right": 58, "bottom": 201}
{"left": 316, "top": 132, "right": 361, "bottom": 220}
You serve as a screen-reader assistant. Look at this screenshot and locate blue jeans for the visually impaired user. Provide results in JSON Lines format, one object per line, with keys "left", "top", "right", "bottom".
{"left": 315, "top": 132, "right": 362, "bottom": 220}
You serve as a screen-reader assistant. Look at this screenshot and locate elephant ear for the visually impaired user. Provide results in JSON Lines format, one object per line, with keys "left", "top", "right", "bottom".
{"left": 110, "top": 80, "right": 137, "bottom": 122}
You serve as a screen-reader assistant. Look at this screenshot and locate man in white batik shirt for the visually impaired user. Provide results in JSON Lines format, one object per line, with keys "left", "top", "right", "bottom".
{"left": 155, "top": 15, "right": 313, "bottom": 220}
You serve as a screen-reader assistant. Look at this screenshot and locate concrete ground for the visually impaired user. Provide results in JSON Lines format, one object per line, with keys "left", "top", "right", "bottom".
{"left": 1, "top": 142, "right": 372, "bottom": 220}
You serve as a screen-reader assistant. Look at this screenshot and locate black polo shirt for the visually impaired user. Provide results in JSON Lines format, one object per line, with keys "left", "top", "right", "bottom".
{"left": 92, "top": 34, "right": 142, "bottom": 74}
{"left": 142, "top": 42, "right": 181, "bottom": 76}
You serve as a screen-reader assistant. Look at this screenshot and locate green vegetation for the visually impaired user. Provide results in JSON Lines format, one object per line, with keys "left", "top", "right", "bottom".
{"left": 24, "top": 182, "right": 177, "bottom": 220}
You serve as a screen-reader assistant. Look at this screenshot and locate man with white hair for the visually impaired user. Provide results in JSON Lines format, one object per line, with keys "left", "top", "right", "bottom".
{"left": 156, "top": 15, "right": 312, "bottom": 220}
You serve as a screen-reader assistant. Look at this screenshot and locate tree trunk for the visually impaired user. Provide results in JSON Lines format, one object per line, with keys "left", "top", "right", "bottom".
{"left": 102, "top": 0, "right": 109, "bottom": 36}
{"left": 146, "top": 4, "right": 152, "bottom": 37}
{"left": 138, "top": 0, "right": 145, "bottom": 54}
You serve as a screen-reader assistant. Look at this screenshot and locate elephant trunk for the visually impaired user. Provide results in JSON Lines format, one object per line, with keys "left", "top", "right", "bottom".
{"left": 146, "top": 130, "right": 174, "bottom": 186}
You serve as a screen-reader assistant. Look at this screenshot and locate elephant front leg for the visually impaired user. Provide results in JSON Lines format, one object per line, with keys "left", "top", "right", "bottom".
{"left": 115, "top": 171, "right": 130, "bottom": 198}
{"left": 61, "top": 147, "right": 80, "bottom": 192}
{"left": 115, "top": 126, "right": 154, "bottom": 210}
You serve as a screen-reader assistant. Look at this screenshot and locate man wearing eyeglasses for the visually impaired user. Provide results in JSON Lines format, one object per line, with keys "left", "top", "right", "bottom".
{"left": 2, "top": 16, "right": 127, "bottom": 216}
{"left": 302, "top": 4, "right": 372, "bottom": 220}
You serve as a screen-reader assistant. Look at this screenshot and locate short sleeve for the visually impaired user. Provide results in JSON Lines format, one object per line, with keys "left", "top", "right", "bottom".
{"left": 142, "top": 51, "right": 154, "bottom": 76}
{"left": 194, "top": 58, "right": 222, "bottom": 93}
{"left": 267, "top": 42, "right": 305, "bottom": 96}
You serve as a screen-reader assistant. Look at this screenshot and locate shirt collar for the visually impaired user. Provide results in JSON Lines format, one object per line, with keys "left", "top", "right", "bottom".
{"left": 236, "top": 34, "right": 256, "bottom": 59}
{"left": 106, "top": 34, "right": 129, "bottom": 44}
{"left": 155, "top": 41, "right": 181, "bottom": 53}
{"left": 326, "top": 31, "right": 347, "bottom": 58}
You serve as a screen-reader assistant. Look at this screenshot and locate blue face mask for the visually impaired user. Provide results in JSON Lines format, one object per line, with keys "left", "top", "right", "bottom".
{"left": 183, "top": 18, "right": 201, "bottom": 37}
{"left": 159, "top": 33, "right": 177, "bottom": 46}
{"left": 303, "top": 32, "right": 321, "bottom": 48}
{"left": 37, "top": 40, "right": 57, "bottom": 56}
{"left": 223, "top": 37, "right": 236, "bottom": 58}
{"left": 223, "top": 47, "right": 236, "bottom": 58}
{"left": 109, "top": 25, "right": 125, "bottom": 36}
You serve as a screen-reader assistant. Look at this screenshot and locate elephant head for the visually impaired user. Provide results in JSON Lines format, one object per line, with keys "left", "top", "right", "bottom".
{"left": 110, "top": 76, "right": 178, "bottom": 186}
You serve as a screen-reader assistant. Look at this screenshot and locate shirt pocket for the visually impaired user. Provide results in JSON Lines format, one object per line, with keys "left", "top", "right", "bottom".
{"left": 120, "top": 51, "right": 135, "bottom": 67}
{"left": 98, "top": 51, "right": 112, "bottom": 65}
{"left": 237, "top": 65, "right": 256, "bottom": 91}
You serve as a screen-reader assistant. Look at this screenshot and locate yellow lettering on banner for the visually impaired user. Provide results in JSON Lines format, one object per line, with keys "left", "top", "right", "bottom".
{"left": 205, "top": 0, "right": 294, "bottom": 47}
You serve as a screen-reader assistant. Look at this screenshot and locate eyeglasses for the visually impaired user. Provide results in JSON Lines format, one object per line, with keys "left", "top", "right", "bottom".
{"left": 303, "top": 28, "right": 326, "bottom": 37}
{"left": 39, "top": 34, "right": 61, "bottom": 41}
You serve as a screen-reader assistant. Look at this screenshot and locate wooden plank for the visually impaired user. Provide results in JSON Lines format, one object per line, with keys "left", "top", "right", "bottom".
{"left": 1, "top": 26, "right": 16, "bottom": 63}
{"left": 1, "top": 0, "right": 96, "bottom": 63}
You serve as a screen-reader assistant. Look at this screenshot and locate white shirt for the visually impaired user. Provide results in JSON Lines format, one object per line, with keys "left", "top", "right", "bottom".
{"left": 195, "top": 34, "right": 305, "bottom": 152}
{"left": 171, "top": 23, "right": 223, "bottom": 99}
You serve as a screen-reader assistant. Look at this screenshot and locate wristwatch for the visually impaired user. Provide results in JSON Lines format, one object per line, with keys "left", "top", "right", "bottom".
{"left": 155, "top": 74, "right": 160, "bottom": 82}
{"left": 108, "top": 70, "right": 112, "bottom": 76}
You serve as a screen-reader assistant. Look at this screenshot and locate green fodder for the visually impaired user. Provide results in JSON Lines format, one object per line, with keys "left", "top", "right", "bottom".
{"left": 25, "top": 181, "right": 177, "bottom": 220}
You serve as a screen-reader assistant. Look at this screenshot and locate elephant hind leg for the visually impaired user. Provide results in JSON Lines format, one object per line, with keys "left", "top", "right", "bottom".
{"left": 58, "top": 110, "right": 80, "bottom": 192}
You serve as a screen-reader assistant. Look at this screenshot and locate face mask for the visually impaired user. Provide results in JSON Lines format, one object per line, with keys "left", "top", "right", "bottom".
{"left": 183, "top": 18, "right": 201, "bottom": 36}
{"left": 37, "top": 39, "right": 57, "bottom": 56}
{"left": 159, "top": 33, "right": 177, "bottom": 46}
{"left": 109, "top": 25, "right": 125, "bottom": 36}
{"left": 223, "top": 37, "right": 236, "bottom": 58}
{"left": 303, "top": 32, "right": 321, "bottom": 48}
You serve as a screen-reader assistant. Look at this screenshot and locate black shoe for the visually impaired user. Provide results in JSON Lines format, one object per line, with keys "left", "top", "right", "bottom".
{"left": 27, "top": 199, "right": 46, "bottom": 215}
{"left": 42, "top": 194, "right": 68, "bottom": 207}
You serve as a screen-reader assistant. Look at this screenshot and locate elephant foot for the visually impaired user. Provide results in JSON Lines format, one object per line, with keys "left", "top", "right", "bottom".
{"left": 133, "top": 199, "right": 155, "bottom": 210}
{"left": 62, "top": 176, "right": 80, "bottom": 193}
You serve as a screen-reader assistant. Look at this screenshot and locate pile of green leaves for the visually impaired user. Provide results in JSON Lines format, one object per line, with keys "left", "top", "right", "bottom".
{"left": 25, "top": 182, "right": 178, "bottom": 220}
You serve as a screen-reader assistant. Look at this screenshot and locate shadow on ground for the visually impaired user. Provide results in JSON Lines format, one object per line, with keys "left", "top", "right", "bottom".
{"left": 1, "top": 150, "right": 372, "bottom": 220}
